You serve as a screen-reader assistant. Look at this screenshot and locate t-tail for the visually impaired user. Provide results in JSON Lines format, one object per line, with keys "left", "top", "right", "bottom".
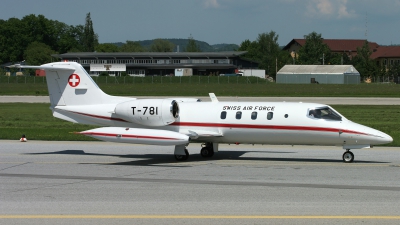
{"left": 9, "top": 62, "right": 132, "bottom": 125}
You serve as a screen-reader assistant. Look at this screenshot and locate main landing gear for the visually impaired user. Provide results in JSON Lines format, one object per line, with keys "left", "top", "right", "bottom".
{"left": 342, "top": 149, "right": 354, "bottom": 163}
{"left": 200, "top": 142, "right": 214, "bottom": 158}
{"left": 174, "top": 148, "right": 189, "bottom": 161}
{"left": 174, "top": 142, "right": 218, "bottom": 161}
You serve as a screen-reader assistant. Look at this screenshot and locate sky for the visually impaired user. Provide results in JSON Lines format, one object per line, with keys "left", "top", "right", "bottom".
{"left": 1, "top": 0, "right": 400, "bottom": 46}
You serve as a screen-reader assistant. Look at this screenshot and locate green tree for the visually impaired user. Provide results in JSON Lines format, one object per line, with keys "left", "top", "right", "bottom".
{"left": 185, "top": 35, "right": 201, "bottom": 52}
{"left": 120, "top": 41, "right": 146, "bottom": 52}
{"left": 238, "top": 39, "right": 260, "bottom": 60}
{"left": 68, "top": 47, "right": 84, "bottom": 52}
{"left": 0, "top": 67, "right": 6, "bottom": 76}
{"left": 83, "top": 12, "right": 98, "bottom": 52}
{"left": 24, "top": 41, "right": 56, "bottom": 65}
{"left": 20, "top": 15, "right": 74, "bottom": 54}
{"left": 21, "top": 14, "right": 65, "bottom": 51}
{"left": 58, "top": 24, "right": 85, "bottom": 53}
{"left": 352, "top": 41, "right": 378, "bottom": 77}
{"left": 238, "top": 39, "right": 252, "bottom": 51}
{"left": 150, "top": 39, "right": 175, "bottom": 52}
{"left": 238, "top": 31, "right": 288, "bottom": 76}
{"left": 256, "top": 31, "right": 286, "bottom": 75}
{"left": 0, "top": 17, "right": 25, "bottom": 63}
{"left": 298, "top": 32, "right": 331, "bottom": 65}
{"left": 96, "top": 43, "right": 119, "bottom": 52}
{"left": 0, "top": 14, "right": 89, "bottom": 63}
{"left": 388, "top": 62, "right": 400, "bottom": 77}
{"left": 328, "top": 52, "right": 352, "bottom": 65}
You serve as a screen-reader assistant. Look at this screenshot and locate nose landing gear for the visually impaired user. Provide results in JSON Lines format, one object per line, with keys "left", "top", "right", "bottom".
{"left": 342, "top": 149, "right": 354, "bottom": 163}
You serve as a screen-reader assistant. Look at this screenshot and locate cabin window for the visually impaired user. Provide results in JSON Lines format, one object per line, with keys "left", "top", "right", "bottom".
{"left": 220, "top": 111, "right": 227, "bottom": 119}
{"left": 236, "top": 111, "right": 242, "bottom": 120}
{"left": 251, "top": 112, "right": 257, "bottom": 120}
{"left": 267, "top": 112, "right": 273, "bottom": 120}
{"left": 308, "top": 107, "right": 342, "bottom": 121}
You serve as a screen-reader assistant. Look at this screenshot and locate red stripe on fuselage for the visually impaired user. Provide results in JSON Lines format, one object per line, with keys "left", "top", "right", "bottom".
{"left": 170, "top": 122, "right": 368, "bottom": 136}
{"left": 64, "top": 110, "right": 369, "bottom": 136}
{"left": 80, "top": 132, "right": 180, "bottom": 140}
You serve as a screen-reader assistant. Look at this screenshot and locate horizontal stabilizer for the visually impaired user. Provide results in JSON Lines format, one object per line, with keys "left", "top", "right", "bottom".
{"left": 8, "top": 64, "right": 74, "bottom": 71}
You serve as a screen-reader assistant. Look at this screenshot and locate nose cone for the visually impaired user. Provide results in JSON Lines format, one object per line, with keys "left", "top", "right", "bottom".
{"left": 362, "top": 125, "right": 392, "bottom": 145}
{"left": 347, "top": 122, "right": 393, "bottom": 145}
{"left": 375, "top": 130, "right": 393, "bottom": 145}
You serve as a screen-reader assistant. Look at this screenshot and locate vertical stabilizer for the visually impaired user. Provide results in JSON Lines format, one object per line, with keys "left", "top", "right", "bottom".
{"left": 10, "top": 61, "right": 132, "bottom": 108}
{"left": 39, "top": 62, "right": 110, "bottom": 107}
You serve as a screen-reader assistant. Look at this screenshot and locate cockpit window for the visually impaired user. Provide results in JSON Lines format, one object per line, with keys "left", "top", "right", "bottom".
{"left": 308, "top": 107, "right": 342, "bottom": 121}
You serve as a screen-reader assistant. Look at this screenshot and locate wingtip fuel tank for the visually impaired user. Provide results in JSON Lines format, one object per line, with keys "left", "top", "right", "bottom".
{"left": 80, "top": 127, "right": 189, "bottom": 146}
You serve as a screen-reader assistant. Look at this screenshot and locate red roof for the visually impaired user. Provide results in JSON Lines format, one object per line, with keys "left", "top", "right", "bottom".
{"left": 284, "top": 39, "right": 379, "bottom": 53}
{"left": 370, "top": 46, "right": 400, "bottom": 59}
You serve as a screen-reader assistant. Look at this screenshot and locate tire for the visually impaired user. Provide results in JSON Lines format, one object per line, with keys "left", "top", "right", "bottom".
{"left": 208, "top": 148, "right": 214, "bottom": 157}
{"left": 200, "top": 147, "right": 214, "bottom": 158}
{"left": 200, "top": 147, "right": 209, "bottom": 157}
{"left": 342, "top": 151, "right": 354, "bottom": 163}
{"left": 175, "top": 149, "right": 189, "bottom": 161}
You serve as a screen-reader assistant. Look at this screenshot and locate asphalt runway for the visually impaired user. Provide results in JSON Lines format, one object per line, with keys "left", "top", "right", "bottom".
{"left": 1, "top": 95, "right": 400, "bottom": 105}
{"left": 1, "top": 140, "right": 400, "bottom": 224}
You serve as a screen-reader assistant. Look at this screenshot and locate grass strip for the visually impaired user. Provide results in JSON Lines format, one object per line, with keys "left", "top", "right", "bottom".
{"left": 1, "top": 80, "right": 400, "bottom": 97}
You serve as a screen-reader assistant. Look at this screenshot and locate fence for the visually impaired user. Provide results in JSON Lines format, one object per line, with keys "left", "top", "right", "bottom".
{"left": 0, "top": 76, "right": 270, "bottom": 85}
{"left": 93, "top": 76, "right": 269, "bottom": 84}
{"left": 0, "top": 76, "right": 47, "bottom": 84}
{"left": 1, "top": 75, "right": 397, "bottom": 84}
{"left": 361, "top": 76, "right": 399, "bottom": 83}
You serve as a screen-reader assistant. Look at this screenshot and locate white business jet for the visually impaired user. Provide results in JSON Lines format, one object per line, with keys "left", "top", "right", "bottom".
{"left": 11, "top": 62, "right": 392, "bottom": 162}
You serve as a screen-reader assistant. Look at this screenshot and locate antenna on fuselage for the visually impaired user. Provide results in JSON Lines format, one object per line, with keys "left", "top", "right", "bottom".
{"left": 209, "top": 93, "right": 218, "bottom": 103}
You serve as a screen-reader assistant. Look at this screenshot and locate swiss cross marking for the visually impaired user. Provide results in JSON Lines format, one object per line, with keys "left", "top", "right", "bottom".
{"left": 68, "top": 74, "right": 80, "bottom": 87}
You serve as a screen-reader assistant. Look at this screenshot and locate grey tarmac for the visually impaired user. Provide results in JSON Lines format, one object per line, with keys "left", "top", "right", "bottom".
{"left": 1, "top": 95, "right": 400, "bottom": 105}
{"left": 0, "top": 140, "right": 399, "bottom": 225}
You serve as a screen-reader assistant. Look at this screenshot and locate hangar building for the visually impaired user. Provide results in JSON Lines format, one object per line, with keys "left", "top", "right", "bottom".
{"left": 276, "top": 65, "right": 360, "bottom": 84}
{"left": 51, "top": 51, "right": 257, "bottom": 76}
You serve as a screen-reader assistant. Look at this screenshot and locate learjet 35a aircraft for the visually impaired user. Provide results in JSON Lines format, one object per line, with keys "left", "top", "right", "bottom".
{"left": 11, "top": 62, "right": 392, "bottom": 162}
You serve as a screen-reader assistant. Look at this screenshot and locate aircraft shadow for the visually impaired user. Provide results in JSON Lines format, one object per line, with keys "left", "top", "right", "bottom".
{"left": 25, "top": 150, "right": 389, "bottom": 166}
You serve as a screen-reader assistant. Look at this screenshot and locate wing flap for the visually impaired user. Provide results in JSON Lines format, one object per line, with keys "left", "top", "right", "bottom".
{"left": 185, "top": 130, "right": 223, "bottom": 139}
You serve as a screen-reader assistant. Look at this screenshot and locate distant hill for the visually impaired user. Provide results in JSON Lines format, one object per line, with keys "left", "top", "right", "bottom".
{"left": 111, "top": 39, "right": 239, "bottom": 52}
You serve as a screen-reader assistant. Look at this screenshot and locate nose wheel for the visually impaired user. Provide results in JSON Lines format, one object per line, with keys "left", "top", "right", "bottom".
{"left": 342, "top": 149, "right": 354, "bottom": 163}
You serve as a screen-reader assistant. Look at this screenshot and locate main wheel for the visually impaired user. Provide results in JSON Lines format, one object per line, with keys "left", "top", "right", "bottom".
{"left": 208, "top": 148, "right": 214, "bottom": 157}
{"left": 200, "top": 147, "right": 214, "bottom": 158}
{"left": 342, "top": 151, "right": 354, "bottom": 163}
{"left": 200, "top": 147, "right": 210, "bottom": 157}
{"left": 174, "top": 149, "right": 189, "bottom": 161}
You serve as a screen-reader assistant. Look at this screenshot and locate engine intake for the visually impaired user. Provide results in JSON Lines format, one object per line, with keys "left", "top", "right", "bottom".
{"left": 114, "top": 99, "right": 179, "bottom": 126}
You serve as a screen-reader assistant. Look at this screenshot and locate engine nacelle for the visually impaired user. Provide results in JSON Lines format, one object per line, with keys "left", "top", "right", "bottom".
{"left": 114, "top": 99, "right": 179, "bottom": 126}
